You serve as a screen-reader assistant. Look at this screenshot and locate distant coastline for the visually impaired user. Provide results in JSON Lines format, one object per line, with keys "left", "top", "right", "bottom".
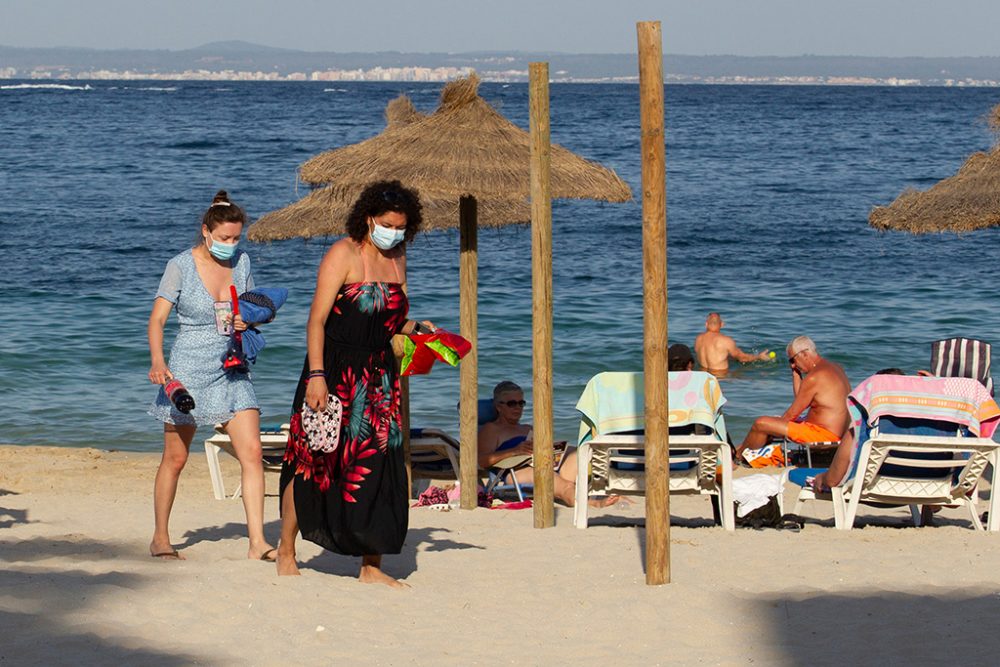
{"left": 2, "top": 41, "right": 999, "bottom": 86}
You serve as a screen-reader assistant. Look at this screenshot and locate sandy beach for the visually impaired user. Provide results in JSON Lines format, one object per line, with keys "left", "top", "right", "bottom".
{"left": 2, "top": 444, "right": 1000, "bottom": 665}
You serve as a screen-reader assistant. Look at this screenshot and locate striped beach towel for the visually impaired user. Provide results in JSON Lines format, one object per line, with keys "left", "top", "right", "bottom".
{"left": 931, "top": 337, "right": 993, "bottom": 395}
{"left": 848, "top": 374, "right": 1000, "bottom": 440}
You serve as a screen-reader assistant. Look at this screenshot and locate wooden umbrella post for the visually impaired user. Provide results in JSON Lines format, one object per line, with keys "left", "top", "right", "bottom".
{"left": 637, "top": 20, "right": 670, "bottom": 585}
{"left": 459, "top": 195, "right": 480, "bottom": 510}
{"left": 529, "top": 61, "right": 555, "bottom": 528}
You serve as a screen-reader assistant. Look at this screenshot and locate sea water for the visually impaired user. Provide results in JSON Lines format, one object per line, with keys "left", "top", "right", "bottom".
{"left": 1, "top": 81, "right": 998, "bottom": 451}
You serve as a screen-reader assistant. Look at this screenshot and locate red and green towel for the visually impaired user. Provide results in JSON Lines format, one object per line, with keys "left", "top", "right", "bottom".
{"left": 400, "top": 330, "right": 472, "bottom": 377}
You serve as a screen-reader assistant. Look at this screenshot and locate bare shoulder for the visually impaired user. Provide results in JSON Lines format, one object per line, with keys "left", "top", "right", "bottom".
{"left": 815, "top": 360, "right": 850, "bottom": 385}
{"left": 319, "top": 238, "right": 362, "bottom": 277}
{"left": 478, "top": 421, "right": 499, "bottom": 446}
{"left": 324, "top": 237, "right": 358, "bottom": 263}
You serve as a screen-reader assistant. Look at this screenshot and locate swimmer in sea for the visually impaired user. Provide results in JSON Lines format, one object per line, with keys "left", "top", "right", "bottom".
{"left": 694, "top": 312, "right": 772, "bottom": 376}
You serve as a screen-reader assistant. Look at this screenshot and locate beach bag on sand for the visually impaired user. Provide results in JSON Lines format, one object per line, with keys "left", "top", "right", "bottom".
{"left": 735, "top": 497, "right": 802, "bottom": 531}
{"left": 735, "top": 496, "right": 782, "bottom": 529}
{"left": 301, "top": 395, "right": 343, "bottom": 454}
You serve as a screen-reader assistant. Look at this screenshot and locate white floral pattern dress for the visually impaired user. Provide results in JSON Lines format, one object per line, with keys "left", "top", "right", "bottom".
{"left": 147, "top": 248, "right": 258, "bottom": 426}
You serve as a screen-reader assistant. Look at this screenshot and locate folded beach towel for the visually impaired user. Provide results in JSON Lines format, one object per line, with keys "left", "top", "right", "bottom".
{"left": 238, "top": 287, "right": 288, "bottom": 325}
{"left": 575, "top": 371, "right": 728, "bottom": 444}
{"left": 235, "top": 287, "right": 288, "bottom": 364}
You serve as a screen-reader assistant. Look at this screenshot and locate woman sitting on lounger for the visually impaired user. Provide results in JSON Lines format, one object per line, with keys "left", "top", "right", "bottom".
{"left": 478, "top": 381, "right": 618, "bottom": 508}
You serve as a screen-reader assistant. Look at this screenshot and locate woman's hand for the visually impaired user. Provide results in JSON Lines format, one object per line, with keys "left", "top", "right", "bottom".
{"left": 409, "top": 319, "right": 438, "bottom": 334}
{"left": 233, "top": 314, "right": 248, "bottom": 332}
{"left": 305, "top": 376, "right": 328, "bottom": 411}
{"left": 149, "top": 362, "right": 172, "bottom": 385}
{"left": 511, "top": 439, "right": 534, "bottom": 457}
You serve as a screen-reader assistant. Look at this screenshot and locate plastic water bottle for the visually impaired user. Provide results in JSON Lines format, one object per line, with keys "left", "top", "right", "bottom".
{"left": 164, "top": 378, "right": 195, "bottom": 414}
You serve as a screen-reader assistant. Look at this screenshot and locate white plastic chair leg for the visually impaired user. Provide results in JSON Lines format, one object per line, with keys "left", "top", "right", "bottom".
{"left": 719, "top": 445, "right": 735, "bottom": 531}
{"left": 205, "top": 441, "right": 226, "bottom": 500}
{"left": 910, "top": 505, "right": 923, "bottom": 527}
{"left": 831, "top": 487, "right": 848, "bottom": 529}
{"left": 775, "top": 469, "right": 788, "bottom": 516}
{"left": 969, "top": 502, "right": 985, "bottom": 531}
{"left": 989, "top": 456, "right": 1000, "bottom": 532}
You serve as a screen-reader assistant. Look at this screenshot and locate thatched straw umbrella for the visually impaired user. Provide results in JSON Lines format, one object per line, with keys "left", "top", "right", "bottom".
{"left": 298, "top": 74, "right": 633, "bottom": 201}
{"left": 263, "top": 73, "right": 631, "bottom": 509}
{"left": 248, "top": 182, "right": 530, "bottom": 241}
{"left": 869, "top": 104, "right": 1000, "bottom": 233}
{"left": 251, "top": 94, "right": 531, "bottom": 240}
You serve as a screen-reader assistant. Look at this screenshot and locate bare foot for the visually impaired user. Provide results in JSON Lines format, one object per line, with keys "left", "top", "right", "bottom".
{"left": 276, "top": 550, "right": 301, "bottom": 576}
{"left": 589, "top": 494, "right": 625, "bottom": 508}
{"left": 359, "top": 564, "right": 410, "bottom": 589}
{"left": 249, "top": 544, "right": 278, "bottom": 561}
{"left": 149, "top": 540, "right": 185, "bottom": 560}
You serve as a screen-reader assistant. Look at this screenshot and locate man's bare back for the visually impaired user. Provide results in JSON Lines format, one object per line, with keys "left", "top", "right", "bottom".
{"left": 694, "top": 313, "right": 769, "bottom": 374}
{"left": 695, "top": 331, "right": 738, "bottom": 371}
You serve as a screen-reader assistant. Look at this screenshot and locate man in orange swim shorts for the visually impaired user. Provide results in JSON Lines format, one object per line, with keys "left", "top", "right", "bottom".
{"left": 736, "top": 336, "right": 851, "bottom": 466}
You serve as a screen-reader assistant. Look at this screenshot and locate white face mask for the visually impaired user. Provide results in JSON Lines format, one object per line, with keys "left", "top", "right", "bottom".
{"left": 370, "top": 220, "right": 405, "bottom": 250}
{"left": 205, "top": 235, "right": 238, "bottom": 260}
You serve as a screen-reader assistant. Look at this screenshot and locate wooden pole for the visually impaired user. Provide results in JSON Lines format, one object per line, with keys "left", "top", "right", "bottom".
{"left": 637, "top": 20, "right": 670, "bottom": 585}
{"left": 529, "top": 61, "right": 555, "bottom": 528}
{"left": 459, "top": 195, "right": 480, "bottom": 510}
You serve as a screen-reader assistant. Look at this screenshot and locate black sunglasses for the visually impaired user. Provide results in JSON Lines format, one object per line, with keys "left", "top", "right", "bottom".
{"left": 500, "top": 399, "right": 527, "bottom": 408}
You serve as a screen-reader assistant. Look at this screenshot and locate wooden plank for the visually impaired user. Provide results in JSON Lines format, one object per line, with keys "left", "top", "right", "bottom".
{"left": 529, "top": 61, "right": 555, "bottom": 528}
{"left": 637, "top": 20, "right": 670, "bottom": 585}
{"left": 459, "top": 195, "right": 480, "bottom": 510}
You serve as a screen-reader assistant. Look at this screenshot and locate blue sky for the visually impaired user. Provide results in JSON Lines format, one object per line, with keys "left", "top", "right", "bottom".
{"left": 3, "top": 0, "right": 1000, "bottom": 56}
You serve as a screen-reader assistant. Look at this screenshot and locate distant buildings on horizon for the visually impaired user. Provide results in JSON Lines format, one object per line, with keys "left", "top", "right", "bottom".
{"left": 2, "top": 44, "right": 999, "bottom": 86}
{"left": 3, "top": 65, "right": 998, "bottom": 86}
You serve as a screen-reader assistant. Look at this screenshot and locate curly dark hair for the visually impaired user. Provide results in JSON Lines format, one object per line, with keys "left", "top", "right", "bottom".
{"left": 345, "top": 180, "right": 423, "bottom": 245}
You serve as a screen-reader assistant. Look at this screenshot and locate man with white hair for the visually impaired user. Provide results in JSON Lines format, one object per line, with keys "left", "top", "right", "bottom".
{"left": 735, "top": 336, "right": 851, "bottom": 465}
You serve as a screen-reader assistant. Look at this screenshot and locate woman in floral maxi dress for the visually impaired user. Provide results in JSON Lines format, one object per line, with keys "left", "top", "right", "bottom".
{"left": 277, "top": 181, "right": 432, "bottom": 587}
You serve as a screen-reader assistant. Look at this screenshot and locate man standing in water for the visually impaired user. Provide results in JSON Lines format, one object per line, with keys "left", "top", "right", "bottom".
{"left": 735, "top": 336, "right": 851, "bottom": 463}
{"left": 694, "top": 312, "right": 771, "bottom": 375}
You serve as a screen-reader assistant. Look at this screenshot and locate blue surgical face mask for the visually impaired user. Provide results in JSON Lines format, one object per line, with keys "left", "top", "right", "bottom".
{"left": 206, "top": 235, "right": 238, "bottom": 261}
{"left": 370, "top": 220, "right": 406, "bottom": 250}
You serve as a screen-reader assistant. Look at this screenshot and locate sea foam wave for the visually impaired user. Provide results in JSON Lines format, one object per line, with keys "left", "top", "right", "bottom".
{"left": 0, "top": 83, "right": 94, "bottom": 91}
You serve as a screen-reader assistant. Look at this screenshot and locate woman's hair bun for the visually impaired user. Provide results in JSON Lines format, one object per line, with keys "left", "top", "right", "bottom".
{"left": 212, "top": 190, "right": 230, "bottom": 204}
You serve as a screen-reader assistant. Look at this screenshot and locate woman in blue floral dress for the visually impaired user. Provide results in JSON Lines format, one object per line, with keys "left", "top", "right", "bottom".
{"left": 147, "top": 190, "right": 276, "bottom": 561}
{"left": 277, "top": 181, "right": 433, "bottom": 587}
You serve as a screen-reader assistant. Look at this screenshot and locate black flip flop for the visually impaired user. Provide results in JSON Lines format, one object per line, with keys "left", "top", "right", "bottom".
{"left": 259, "top": 548, "right": 277, "bottom": 562}
{"left": 151, "top": 550, "right": 181, "bottom": 559}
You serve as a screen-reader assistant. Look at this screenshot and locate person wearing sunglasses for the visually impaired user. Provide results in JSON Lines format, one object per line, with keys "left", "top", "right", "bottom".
{"left": 477, "top": 381, "right": 619, "bottom": 507}
{"left": 735, "top": 336, "right": 851, "bottom": 466}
